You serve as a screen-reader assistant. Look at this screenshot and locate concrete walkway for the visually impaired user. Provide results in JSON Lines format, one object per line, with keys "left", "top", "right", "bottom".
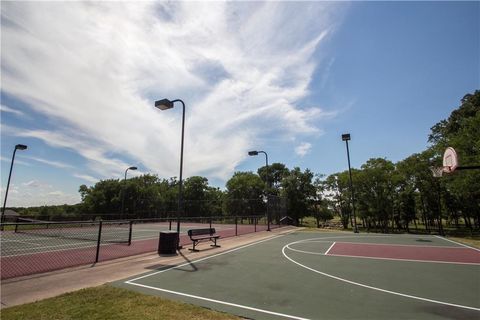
{"left": 0, "top": 226, "right": 296, "bottom": 308}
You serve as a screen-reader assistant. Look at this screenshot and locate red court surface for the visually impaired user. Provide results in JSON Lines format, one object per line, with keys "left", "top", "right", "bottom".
{"left": 327, "top": 242, "right": 480, "bottom": 264}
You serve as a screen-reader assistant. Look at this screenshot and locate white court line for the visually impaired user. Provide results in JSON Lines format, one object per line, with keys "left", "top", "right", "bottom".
{"left": 434, "top": 235, "right": 480, "bottom": 252}
{"left": 127, "top": 233, "right": 288, "bottom": 283}
{"left": 282, "top": 236, "right": 480, "bottom": 312}
{"left": 1, "top": 238, "right": 137, "bottom": 257}
{"left": 126, "top": 230, "right": 308, "bottom": 320}
{"left": 0, "top": 238, "right": 44, "bottom": 246}
{"left": 126, "top": 282, "right": 310, "bottom": 320}
{"left": 324, "top": 242, "right": 336, "bottom": 255}
{"left": 303, "top": 240, "right": 468, "bottom": 250}
{"left": 286, "top": 246, "right": 480, "bottom": 266}
{"left": 1, "top": 243, "right": 97, "bottom": 257}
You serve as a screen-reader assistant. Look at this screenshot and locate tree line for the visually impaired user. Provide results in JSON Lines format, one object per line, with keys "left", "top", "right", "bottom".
{"left": 11, "top": 91, "right": 480, "bottom": 234}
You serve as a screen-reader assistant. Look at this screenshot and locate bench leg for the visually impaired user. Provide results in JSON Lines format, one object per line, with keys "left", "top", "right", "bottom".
{"left": 189, "top": 240, "right": 200, "bottom": 252}
{"left": 210, "top": 237, "right": 220, "bottom": 248}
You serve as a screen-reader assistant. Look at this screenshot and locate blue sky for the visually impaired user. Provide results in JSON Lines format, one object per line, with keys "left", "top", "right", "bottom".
{"left": 1, "top": 1, "right": 479, "bottom": 207}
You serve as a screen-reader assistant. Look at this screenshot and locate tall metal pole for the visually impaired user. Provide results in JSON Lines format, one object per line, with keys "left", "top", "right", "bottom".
{"left": 121, "top": 166, "right": 137, "bottom": 219}
{"left": 154, "top": 98, "right": 186, "bottom": 250}
{"left": 249, "top": 150, "right": 271, "bottom": 231}
{"left": 1, "top": 144, "right": 27, "bottom": 224}
{"left": 177, "top": 99, "right": 185, "bottom": 239}
{"left": 345, "top": 139, "right": 359, "bottom": 233}
{"left": 258, "top": 151, "right": 270, "bottom": 231}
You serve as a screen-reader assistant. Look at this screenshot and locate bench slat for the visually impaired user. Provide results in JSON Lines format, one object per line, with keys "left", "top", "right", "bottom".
{"left": 188, "top": 228, "right": 216, "bottom": 237}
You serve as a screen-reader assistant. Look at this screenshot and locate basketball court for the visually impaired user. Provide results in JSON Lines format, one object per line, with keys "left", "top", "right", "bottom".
{"left": 115, "top": 230, "right": 480, "bottom": 320}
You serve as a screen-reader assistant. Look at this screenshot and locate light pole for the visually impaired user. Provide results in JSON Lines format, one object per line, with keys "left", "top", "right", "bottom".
{"left": 121, "top": 166, "right": 137, "bottom": 218}
{"left": 248, "top": 150, "right": 271, "bottom": 231}
{"left": 1, "top": 144, "right": 28, "bottom": 224}
{"left": 155, "top": 98, "right": 185, "bottom": 247}
{"left": 342, "top": 134, "right": 358, "bottom": 233}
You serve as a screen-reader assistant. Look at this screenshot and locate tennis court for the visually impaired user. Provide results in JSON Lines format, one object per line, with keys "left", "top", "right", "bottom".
{"left": 0, "top": 218, "right": 274, "bottom": 279}
{"left": 116, "top": 230, "right": 480, "bottom": 320}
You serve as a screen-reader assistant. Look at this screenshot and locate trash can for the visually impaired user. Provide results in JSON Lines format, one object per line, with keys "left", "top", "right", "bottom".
{"left": 158, "top": 231, "right": 179, "bottom": 255}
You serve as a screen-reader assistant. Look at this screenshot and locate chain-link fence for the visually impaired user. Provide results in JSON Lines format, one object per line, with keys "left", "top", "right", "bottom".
{"left": 1, "top": 201, "right": 286, "bottom": 280}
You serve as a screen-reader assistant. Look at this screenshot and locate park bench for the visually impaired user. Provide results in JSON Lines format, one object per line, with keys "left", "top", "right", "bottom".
{"left": 187, "top": 228, "right": 220, "bottom": 252}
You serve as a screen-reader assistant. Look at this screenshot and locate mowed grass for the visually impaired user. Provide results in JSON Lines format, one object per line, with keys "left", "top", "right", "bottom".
{"left": 1, "top": 285, "right": 241, "bottom": 320}
{"left": 448, "top": 236, "right": 480, "bottom": 249}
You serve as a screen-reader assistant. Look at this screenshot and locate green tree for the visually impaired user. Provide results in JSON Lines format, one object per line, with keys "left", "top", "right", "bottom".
{"left": 225, "top": 172, "right": 265, "bottom": 217}
{"left": 429, "top": 91, "right": 480, "bottom": 231}
{"left": 280, "top": 167, "right": 316, "bottom": 225}
{"left": 257, "top": 163, "right": 289, "bottom": 195}
{"left": 324, "top": 172, "right": 351, "bottom": 229}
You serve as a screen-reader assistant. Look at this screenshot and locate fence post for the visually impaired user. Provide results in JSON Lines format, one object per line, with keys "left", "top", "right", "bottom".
{"left": 235, "top": 216, "right": 238, "bottom": 236}
{"left": 169, "top": 219, "right": 172, "bottom": 230}
{"left": 95, "top": 221, "right": 103, "bottom": 263}
{"left": 209, "top": 218, "right": 212, "bottom": 229}
{"left": 254, "top": 217, "right": 257, "bottom": 232}
{"left": 128, "top": 220, "right": 133, "bottom": 245}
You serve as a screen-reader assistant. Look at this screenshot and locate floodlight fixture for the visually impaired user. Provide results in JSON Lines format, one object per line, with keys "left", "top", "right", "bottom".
{"left": 342, "top": 133, "right": 351, "bottom": 141}
{"left": 248, "top": 151, "right": 259, "bottom": 156}
{"left": 15, "top": 144, "right": 28, "bottom": 150}
{"left": 154, "top": 99, "right": 174, "bottom": 110}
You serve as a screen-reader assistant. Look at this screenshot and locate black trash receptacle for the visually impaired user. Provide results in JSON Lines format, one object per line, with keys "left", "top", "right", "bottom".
{"left": 158, "top": 231, "right": 179, "bottom": 255}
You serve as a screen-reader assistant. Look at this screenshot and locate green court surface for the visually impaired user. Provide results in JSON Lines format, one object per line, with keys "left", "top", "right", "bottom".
{"left": 115, "top": 231, "right": 480, "bottom": 320}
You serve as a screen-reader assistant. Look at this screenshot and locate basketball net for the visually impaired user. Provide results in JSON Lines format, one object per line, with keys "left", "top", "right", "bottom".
{"left": 430, "top": 166, "right": 451, "bottom": 178}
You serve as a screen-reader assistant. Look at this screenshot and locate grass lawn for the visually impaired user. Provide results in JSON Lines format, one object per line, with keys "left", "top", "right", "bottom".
{"left": 1, "top": 285, "right": 241, "bottom": 320}
{"left": 448, "top": 236, "right": 480, "bottom": 249}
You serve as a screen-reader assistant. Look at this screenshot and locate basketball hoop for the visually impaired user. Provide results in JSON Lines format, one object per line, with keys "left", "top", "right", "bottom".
{"left": 443, "top": 147, "right": 458, "bottom": 172}
{"left": 431, "top": 147, "right": 459, "bottom": 178}
{"left": 430, "top": 167, "right": 447, "bottom": 178}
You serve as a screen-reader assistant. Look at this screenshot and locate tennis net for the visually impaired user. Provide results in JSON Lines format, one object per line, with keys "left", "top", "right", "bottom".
{"left": 14, "top": 218, "right": 132, "bottom": 244}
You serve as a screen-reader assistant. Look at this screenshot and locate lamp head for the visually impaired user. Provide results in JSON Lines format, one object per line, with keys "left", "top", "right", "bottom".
{"left": 128, "top": 166, "right": 138, "bottom": 171}
{"left": 341, "top": 133, "right": 351, "bottom": 141}
{"left": 248, "top": 151, "right": 258, "bottom": 156}
{"left": 154, "top": 99, "right": 174, "bottom": 110}
{"left": 15, "top": 144, "right": 28, "bottom": 150}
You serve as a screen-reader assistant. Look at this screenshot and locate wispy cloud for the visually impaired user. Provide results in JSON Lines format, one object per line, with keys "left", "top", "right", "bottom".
{"left": 23, "top": 180, "right": 41, "bottom": 188}
{"left": 73, "top": 174, "right": 99, "bottom": 184}
{"left": 0, "top": 155, "right": 31, "bottom": 166}
{"left": 22, "top": 180, "right": 52, "bottom": 189}
{"left": 0, "top": 104, "right": 24, "bottom": 117}
{"left": 295, "top": 142, "right": 312, "bottom": 157}
{"left": 21, "top": 155, "right": 73, "bottom": 169}
{"left": 1, "top": 2, "right": 342, "bottom": 182}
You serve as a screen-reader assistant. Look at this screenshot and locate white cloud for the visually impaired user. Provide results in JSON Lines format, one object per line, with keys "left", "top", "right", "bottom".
{"left": 23, "top": 180, "right": 41, "bottom": 188}
{"left": 2, "top": 182, "right": 79, "bottom": 207}
{"left": 0, "top": 155, "right": 31, "bottom": 167}
{"left": 0, "top": 104, "right": 24, "bottom": 117}
{"left": 295, "top": 142, "right": 312, "bottom": 157}
{"left": 48, "top": 190, "right": 64, "bottom": 196}
{"left": 1, "top": 2, "right": 341, "bottom": 183}
{"left": 73, "top": 174, "right": 99, "bottom": 184}
{"left": 21, "top": 156, "right": 73, "bottom": 169}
